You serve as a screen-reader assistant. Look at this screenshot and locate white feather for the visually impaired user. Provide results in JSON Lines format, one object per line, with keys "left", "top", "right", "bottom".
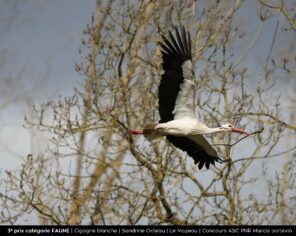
{"left": 173, "top": 60, "right": 196, "bottom": 120}
{"left": 188, "top": 135, "right": 218, "bottom": 157}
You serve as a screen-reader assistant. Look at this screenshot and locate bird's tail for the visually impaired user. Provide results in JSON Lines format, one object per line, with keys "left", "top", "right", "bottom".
{"left": 128, "top": 124, "right": 161, "bottom": 141}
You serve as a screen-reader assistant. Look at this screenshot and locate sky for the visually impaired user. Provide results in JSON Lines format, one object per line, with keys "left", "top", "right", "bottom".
{"left": 1, "top": 0, "right": 95, "bottom": 94}
{"left": 0, "top": 0, "right": 96, "bottom": 169}
{"left": 0, "top": 0, "right": 295, "bottom": 224}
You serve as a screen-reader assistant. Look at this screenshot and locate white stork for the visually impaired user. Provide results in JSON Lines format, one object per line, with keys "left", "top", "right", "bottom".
{"left": 128, "top": 26, "right": 249, "bottom": 169}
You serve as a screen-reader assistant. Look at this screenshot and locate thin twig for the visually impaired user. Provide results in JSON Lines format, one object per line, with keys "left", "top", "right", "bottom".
{"left": 232, "top": 145, "right": 296, "bottom": 164}
{"left": 265, "top": 20, "right": 279, "bottom": 69}
{"left": 215, "top": 128, "right": 264, "bottom": 164}
{"left": 213, "top": 127, "right": 264, "bottom": 147}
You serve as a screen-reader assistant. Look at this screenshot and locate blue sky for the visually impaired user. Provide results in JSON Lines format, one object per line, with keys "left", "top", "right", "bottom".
{"left": 0, "top": 0, "right": 294, "bottom": 168}
{"left": 0, "top": 0, "right": 95, "bottom": 98}
{"left": 0, "top": 0, "right": 295, "bottom": 224}
{"left": 0, "top": 0, "right": 95, "bottom": 169}
{"left": 1, "top": 0, "right": 294, "bottom": 109}
{"left": 0, "top": 0, "right": 294, "bottom": 161}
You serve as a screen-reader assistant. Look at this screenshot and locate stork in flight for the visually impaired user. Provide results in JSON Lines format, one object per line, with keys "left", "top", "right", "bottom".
{"left": 128, "top": 26, "right": 249, "bottom": 169}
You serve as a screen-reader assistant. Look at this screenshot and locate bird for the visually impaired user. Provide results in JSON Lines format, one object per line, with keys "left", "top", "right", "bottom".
{"left": 128, "top": 26, "right": 249, "bottom": 169}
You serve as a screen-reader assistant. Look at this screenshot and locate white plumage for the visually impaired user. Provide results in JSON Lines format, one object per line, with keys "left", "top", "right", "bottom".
{"left": 129, "top": 26, "right": 248, "bottom": 169}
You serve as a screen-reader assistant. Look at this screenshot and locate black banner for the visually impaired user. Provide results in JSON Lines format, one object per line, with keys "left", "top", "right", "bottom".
{"left": 0, "top": 225, "right": 294, "bottom": 235}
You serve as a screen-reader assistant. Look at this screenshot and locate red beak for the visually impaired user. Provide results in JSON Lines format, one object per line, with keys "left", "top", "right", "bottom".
{"left": 231, "top": 127, "right": 249, "bottom": 135}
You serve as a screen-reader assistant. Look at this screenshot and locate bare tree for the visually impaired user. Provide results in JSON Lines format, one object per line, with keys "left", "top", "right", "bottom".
{"left": 0, "top": 0, "right": 295, "bottom": 225}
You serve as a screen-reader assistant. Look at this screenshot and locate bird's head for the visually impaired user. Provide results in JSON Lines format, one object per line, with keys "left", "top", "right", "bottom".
{"left": 220, "top": 124, "right": 249, "bottom": 135}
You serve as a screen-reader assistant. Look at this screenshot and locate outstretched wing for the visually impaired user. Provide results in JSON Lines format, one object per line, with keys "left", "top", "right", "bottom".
{"left": 159, "top": 26, "right": 196, "bottom": 122}
{"left": 167, "top": 135, "right": 220, "bottom": 169}
{"left": 159, "top": 27, "right": 219, "bottom": 169}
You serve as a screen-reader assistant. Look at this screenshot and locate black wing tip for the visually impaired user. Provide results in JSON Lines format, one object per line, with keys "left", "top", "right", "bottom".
{"left": 167, "top": 136, "right": 220, "bottom": 171}
{"left": 194, "top": 156, "right": 221, "bottom": 170}
{"left": 160, "top": 25, "right": 192, "bottom": 61}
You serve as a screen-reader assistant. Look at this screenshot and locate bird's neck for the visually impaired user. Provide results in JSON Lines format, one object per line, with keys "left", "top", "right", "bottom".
{"left": 206, "top": 127, "right": 223, "bottom": 134}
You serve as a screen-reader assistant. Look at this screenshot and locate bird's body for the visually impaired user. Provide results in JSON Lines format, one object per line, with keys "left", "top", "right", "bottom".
{"left": 155, "top": 118, "right": 217, "bottom": 136}
{"left": 128, "top": 26, "right": 248, "bottom": 169}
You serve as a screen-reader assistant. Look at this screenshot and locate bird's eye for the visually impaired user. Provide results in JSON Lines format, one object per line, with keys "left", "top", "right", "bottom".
{"left": 228, "top": 125, "right": 232, "bottom": 128}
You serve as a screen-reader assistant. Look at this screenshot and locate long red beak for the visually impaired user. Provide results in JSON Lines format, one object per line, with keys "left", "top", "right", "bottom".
{"left": 231, "top": 127, "right": 249, "bottom": 135}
